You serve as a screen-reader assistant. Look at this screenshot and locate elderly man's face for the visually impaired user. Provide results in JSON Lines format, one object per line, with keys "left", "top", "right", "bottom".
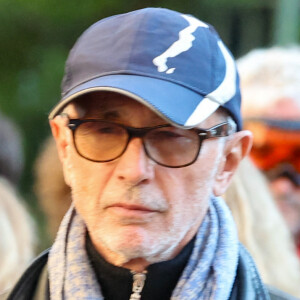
{"left": 52, "top": 92, "right": 240, "bottom": 270}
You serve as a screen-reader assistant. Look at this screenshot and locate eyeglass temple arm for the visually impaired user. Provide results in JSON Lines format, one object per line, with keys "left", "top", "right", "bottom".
{"left": 198, "top": 122, "right": 236, "bottom": 138}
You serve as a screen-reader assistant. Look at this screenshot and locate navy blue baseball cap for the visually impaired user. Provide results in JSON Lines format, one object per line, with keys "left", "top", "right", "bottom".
{"left": 49, "top": 7, "right": 242, "bottom": 130}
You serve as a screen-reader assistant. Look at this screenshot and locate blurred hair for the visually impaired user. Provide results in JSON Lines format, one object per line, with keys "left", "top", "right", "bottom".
{"left": 0, "top": 177, "right": 35, "bottom": 292}
{"left": 224, "top": 157, "right": 300, "bottom": 297}
{"left": 0, "top": 112, "right": 24, "bottom": 185}
{"left": 237, "top": 46, "right": 300, "bottom": 117}
{"left": 34, "top": 136, "right": 72, "bottom": 239}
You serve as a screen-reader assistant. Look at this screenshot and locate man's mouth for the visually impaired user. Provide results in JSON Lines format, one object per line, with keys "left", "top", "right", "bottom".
{"left": 106, "top": 203, "right": 158, "bottom": 219}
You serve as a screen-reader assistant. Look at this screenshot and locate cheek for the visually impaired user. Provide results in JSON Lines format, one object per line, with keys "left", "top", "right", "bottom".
{"left": 159, "top": 166, "right": 213, "bottom": 219}
{"left": 64, "top": 149, "right": 114, "bottom": 214}
{"left": 178, "top": 146, "right": 222, "bottom": 205}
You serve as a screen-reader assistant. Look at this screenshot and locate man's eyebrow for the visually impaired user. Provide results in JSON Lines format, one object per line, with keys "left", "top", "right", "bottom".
{"left": 84, "top": 106, "right": 123, "bottom": 119}
{"left": 101, "top": 110, "right": 122, "bottom": 119}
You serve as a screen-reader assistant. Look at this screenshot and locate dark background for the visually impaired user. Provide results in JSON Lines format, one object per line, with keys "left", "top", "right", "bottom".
{"left": 1, "top": 0, "right": 299, "bottom": 249}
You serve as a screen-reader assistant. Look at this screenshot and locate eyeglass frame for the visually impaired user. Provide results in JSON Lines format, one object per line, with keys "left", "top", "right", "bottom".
{"left": 62, "top": 113, "right": 236, "bottom": 168}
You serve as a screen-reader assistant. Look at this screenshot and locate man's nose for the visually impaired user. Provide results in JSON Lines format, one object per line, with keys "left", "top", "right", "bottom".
{"left": 115, "top": 138, "right": 154, "bottom": 185}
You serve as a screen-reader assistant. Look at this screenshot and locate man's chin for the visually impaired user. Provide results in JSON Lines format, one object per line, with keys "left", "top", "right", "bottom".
{"left": 106, "top": 228, "right": 152, "bottom": 256}
{"left": 98, "top": 229, "right": 168, "bottom": 265}
{"left": 109, "top": 240, "right": 178, "bottom": 267}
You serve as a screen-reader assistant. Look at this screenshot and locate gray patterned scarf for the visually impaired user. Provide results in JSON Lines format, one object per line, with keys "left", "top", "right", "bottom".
{"left": 48, "top": 196, "right": 239, "bottom": 299}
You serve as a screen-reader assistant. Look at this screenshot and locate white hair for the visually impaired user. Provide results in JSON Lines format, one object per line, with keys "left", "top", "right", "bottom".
{"left": 237, "top": 46, "right": 300, "bottom": 116}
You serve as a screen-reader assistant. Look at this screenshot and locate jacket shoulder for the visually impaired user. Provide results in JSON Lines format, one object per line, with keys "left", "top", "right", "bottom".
{"left": 2, "top": 249, "right": 49, "bottom": 300}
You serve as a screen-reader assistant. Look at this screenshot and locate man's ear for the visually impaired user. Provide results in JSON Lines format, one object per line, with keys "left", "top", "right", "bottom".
{"left": 49, "top": 115, "right": 69, "bottom": 163}
{"left": 213, "top": 130, "right": 253, "bottom": 196}
{"left": 50, "top": 115, "right": 73, "bottom": 186}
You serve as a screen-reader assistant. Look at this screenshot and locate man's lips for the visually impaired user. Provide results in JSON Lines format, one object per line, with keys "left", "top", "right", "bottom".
{"left": 111, "top": 203, "right": 154, "bottom": 210}
{"left": 105, "top": 203, "right": 159, "bottom": 218}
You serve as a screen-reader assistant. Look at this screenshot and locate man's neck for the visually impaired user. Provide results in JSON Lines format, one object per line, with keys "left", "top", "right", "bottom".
{"left": 122, "top": 257, "right": 150, "bottom": 273}
{"left": 88, "top": 221, "right": 202, "bottom": 272}
{"left": 86, "top": 234, "right": 195, "bottom": 300}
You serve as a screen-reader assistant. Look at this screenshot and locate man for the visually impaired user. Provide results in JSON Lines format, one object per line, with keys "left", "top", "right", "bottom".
{"left": 238, "top": 47, "right": 300, "bottom": 256}
{"left": 3, "top": 8, "right": 294, "bottom": 300}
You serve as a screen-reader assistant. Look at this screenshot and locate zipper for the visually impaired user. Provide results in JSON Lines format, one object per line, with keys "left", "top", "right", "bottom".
{"left": 129, "top": 271, "right": 147, "bottom": 300}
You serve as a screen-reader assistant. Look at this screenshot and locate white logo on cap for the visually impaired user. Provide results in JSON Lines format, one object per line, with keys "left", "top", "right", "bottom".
{"left": 152, "top": 15, "right": 208, "bottom": 74}
{"left": 184, "top": 40, "right": 237, "bottom": 127}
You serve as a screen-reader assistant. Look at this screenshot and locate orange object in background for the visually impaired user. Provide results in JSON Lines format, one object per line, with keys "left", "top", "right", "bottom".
{"left": 244, "top": 118, "right": 300, "bottom": 185}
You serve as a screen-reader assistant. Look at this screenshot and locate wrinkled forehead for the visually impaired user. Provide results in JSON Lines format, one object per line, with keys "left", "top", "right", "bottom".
{"left": 66, "top": 91, "right": 147, "bottom": 114}
{"left": 64, "top": 91, "right": 169, "bottom": 125}
{"left": 65, "top": 91, "right": 223, "bottom": 127}
{"left": 70, "top": 91, "right": 131, "bottom": 111}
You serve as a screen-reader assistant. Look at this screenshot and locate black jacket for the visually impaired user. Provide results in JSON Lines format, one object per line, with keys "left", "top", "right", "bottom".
{"left": 1, "top": 245, "right": 297, "bottom": 300}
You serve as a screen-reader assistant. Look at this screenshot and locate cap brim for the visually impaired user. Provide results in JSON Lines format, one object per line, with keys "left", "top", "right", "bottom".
{"left": 49, "top": 74, "right": 220, "bottom": 128}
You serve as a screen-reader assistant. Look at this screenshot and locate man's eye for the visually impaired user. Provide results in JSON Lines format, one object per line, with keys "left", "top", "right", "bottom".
{"left": 97, "top": 126, "right": 119, "bottom": 134}
{"left": 155, "top": 130, "right": 184, "bottom": 139}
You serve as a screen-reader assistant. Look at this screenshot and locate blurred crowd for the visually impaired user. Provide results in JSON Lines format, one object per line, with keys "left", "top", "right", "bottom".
{"left": 1, "top": 45, "right": 300, "bottom": 297}
{"left": 238, "top": 46, "right": 300, "bottom": 256}
{"left": 0, "top": 112, "right": 35, "bottom": 292}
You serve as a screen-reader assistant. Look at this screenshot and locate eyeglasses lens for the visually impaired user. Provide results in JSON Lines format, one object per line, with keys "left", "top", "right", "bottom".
{"left": 144, "top": 127, "right": 200, "bottom": 167}
{"left": 75, "top": 121, "right": 128, "bottom": 161}
{"left": 74, "top": 121, "right": 200, "bottom": 167}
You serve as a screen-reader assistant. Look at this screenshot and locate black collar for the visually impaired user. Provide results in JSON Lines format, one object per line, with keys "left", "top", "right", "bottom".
{"left": 86, "top": 234, "right": 195, "bottom": 300}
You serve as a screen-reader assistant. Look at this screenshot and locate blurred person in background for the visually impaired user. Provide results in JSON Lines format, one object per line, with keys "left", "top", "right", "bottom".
{"left": 0, "top": 177, "right": 35, "bottom": 293}
{"left": 0, "top": 111, "right": 24, "bottom": 186}
{"left": 0, "top": 112, "right": 36, "bottom": 293}
{"left": 34, "top": 136, "right": 71, "bottom": 240}
{"left": 238, "top": 46, "right": 300, "bottom": 256}
{"left": 225, "top": 157, "right": 300, "bottom": 298}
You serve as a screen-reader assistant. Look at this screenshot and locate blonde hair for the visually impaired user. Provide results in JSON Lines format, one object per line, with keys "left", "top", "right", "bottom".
{"left": 224, "top": 158, "right": 300, "bottom": 297}
{"left": 34, "top": 136, "right": 72, "bottom": 239}
{"left": 0, "top": 177, "right": 36, "bottom": 292}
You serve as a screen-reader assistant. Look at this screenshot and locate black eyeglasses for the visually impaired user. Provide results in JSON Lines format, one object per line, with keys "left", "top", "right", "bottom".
{"left": 65, "top": 116, "right": 235, "bottom": 168}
